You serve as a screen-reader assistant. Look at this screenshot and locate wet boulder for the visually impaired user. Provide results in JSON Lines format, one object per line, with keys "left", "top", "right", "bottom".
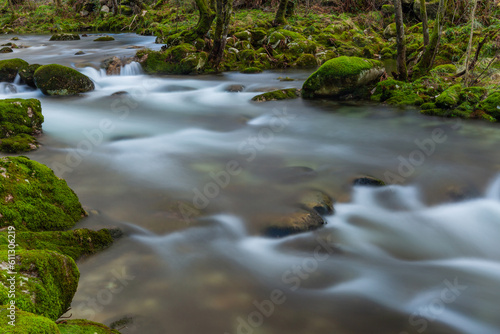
{"left": 0, "top": 47, "right": 13, "bottom": 53}
{"left": 0, "top": 58, "right": 29, "bottom": 82}
{"left": 49, "top": 33, "right": 80, "bottom": 41}
{"left": 302, "top": 56, "right": 385, "bottom": 99}
{"left": 251, "top": 88, "right": 300, "bottom": 102}
{"left": 261, "top": 209, "right": 326, "bottom": 238}
{"left": 352, "top": 176, "right": 386, "bottom": 187}
{"left": 34, "top": 64, "right": 95, "bottom": 96}
{"left": 298, "top": 189, "right": 334, "bottom": 216}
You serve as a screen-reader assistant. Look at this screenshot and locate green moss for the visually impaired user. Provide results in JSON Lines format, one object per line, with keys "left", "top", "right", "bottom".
{"left": 294, "top": 54, "right": 318, "bottom": 68}
{"left": 34, "top": 64, "right": 95, "bottom": 96}
{"left": 18, "top": 64, "right": 42, "bottom": 88}
{"left": 0, "top": 228, "right": 113, "bottom": 260}
{"left": 137, "top": 44, "right": 206, "bottom": 75}
{"left": 240, "top": 67, "right": 262, "bottom": 74}
{"left": 0, "top": 307, "right": 60, "bottom": 333}
{"left": 0, "top": 250, "right": 79, "bottom": 320}
{"left": 288, "top": 40, "right": 317, "bottom": 56}
{"left": 477, "top": 91, "right": 500, "bottom": 119}
{"left": 371, "top": 79, "right": 406, "bottom": 102}
{"left": 234, "top": 30, "right": 251, "bottom": 41}
{"left": 302, "top": 56, "right": 383, "bottom": 98}
{"left": 252, "top": 88, "right": 300, "bottom": 102}
{"left": 58, "top": 319, "right": 121, "bottom": 334}
{"left": 381, "top": 4, "right": 395, "bottom": 14}
{"left": 0, "top": 98, "right": 43, "bottom": 140}
{"left": 459, "top": 87, "right": 487, "bottom": 104}
{"left": 380, "top": 47, "right": 396, "bottom": 59}
{"left": 93, "top": 35, "right": 115, "bottom": 41}
{"left": 0, "top": 133, "right": 38, "bottom": 153}
{"left": 49, "top": 33, "right": 80, "bottom": 41}
{"left": 0, "top": 156, "right": 86, "bottom": 231}
{"left": 421, "top": 102, "right": 436, "bottom": 110}
{"left": 0, "top": 58, "right": 29, "bottom": 82}
{"left": 0, "top": 47, "right": 13, "bottom": 53}
{"left": 436, "top": 84, "right": 462, "bottom": 108}
{"left": 430, "top": 64, "right": 457, "bottom": 75}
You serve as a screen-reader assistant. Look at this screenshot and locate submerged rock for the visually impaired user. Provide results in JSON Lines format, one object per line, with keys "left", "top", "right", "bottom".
{"left": 49, "top": 33, "right": 80, "bottom": 41}
{"left": 0, "top": 58, "right": 29, "bottom": 82}
{"left": 34, "top": 64, "right": 95, "bottom": 96}
{"left": 251, "top": 88, "right": 300, "bottom": 102}
{"left": 94, "top": 35, "right": 115, "bottom": 42}
{"left": 298, "top": 189, "right": 334, "bottom": 215}
{"left": 0, "top": 156, "right": 86, "bottom": 231}
{"left": 262, "top": 209, "right": 326, "bottom": 238}
{"left": 302, "top": 56, "right": 385, "bottom": 99}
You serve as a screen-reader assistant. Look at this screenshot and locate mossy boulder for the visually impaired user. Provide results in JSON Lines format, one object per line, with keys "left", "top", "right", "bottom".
{"left": 371, "top": 79, "right": 424, "bottom": 105}
{"left": 252, "top": 88, "right": 300, "bottom": 102}
{"left": 477, "top": 91, "right": 500, "bottom": 119}
{"left": 0, "top": 47, "right": 13, "bottom": 53}
{"left": 435, "top": 84, "right": 462, "bottom": 108}
{"left": 240, "top": 67, "right": 262, "bottom": 74}
{"left": 0, "top": 307, "right": 60, "bottom": 334}
{"left": 383, "top": 22, "right": 406, "bottom": 39}
{"left": 459, "top": 86, "right": 487, "bottom": 104}
{"left": 430, "top": 64, "right": 457, "bottom": 76}
{"left": 288, "top": 40, "right": 317, "bottom": 56}
{"left": 0, "top": 58, "right": 29, "bottom": 82}
{"left": 137, "top": 45, "right": 206, "bottom": 75}
{"left": 0, "top": 98, "right": 43, "bottom": 153}
{"left": 234, "top": 30, "right": 252, "bottom": 41}
{"left": 0, "top": 228, "right": 114, "bottom": 260}
{"left": 294, "top": 54, "right": 318, "bottom": 68}
{"left": 302, "top": 56, "right": 385, "bottom": 99}
{"left": 94, "top": 35, "right": 115, "bottom": 42}
{"left": 381, "top": 4, "right": 395, "bottom": 14}
{"left": 0, "top": 156, "right": 86, "bottom": 231}
{"left": 0, "top": 250, "right": 79, "bottom": 320}
{"left": 58, "top": 319, "right": 121, "bottom": 334}
{"left": 49, "top": 33, "right": 80, "bottom": 41}
{"left": 34, "top": 64, "right": 95, "bottom": 96}
{"left": 250, "top": 29, "right": 267, "bottom": 46}
{"left": 19, "top": 64, "right": 42, "bottom": 88}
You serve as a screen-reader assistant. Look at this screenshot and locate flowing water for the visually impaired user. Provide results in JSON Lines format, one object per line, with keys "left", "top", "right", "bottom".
{"left": 2, "top": 34, "right": 500, "bottom": 334}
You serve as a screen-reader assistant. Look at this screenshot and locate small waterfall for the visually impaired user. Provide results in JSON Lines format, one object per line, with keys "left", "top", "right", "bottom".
{"left": 79, "top": 66, "right": 106, "bottom": 81}
{"left": 13, "top": 74, "right": 21, "bottom": 85}
{"left": 121, "top": 61, "right": 143, "bottom": 76}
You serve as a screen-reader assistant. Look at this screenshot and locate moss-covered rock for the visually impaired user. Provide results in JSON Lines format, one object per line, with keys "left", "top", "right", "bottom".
{"left": 0, "top": 156, "right": 86, "bottom": 231}
{"left": 294, "top": 54, "right": 318, "bottom": 68}
{"left": 383, "top": 22, "right": 406, "bottom": 39}
{"left": 302, "top": 56, "right": 384, "bottom": 99}
{"left": 94, "top": 35, "right": 115, "bottom": 41}
{"left": 0, "top": 250, "right": 79, "bottom": 320}
{"left": 381, "top": 4, "right": 395, "bottom": 14}
{"left": 477, "top": 91, "right": 500, "bottom": 119}
{"left": 0, "top": 307, "right": 60, "bottom": 334}
{"left": 430, "top": 64, "right": 457, "bottom": 76}
{"left": 49, "top": 33, "right": 80, "bottom": 41}
{"left": 137, "top": 45, "right": 206, "bottom": 75}
{"left": 34, "top": 64, "right": 95, "bottom": 96}
{"left": 0, "top": 98, "right": 43, "bottom": 153}
{"left": 240, "top": 67, "right": 262, "bottom": 74}
{"left": 19, "top": 64, "right": 42, "bottom": 88}
{"left": 459, "top": 86, "right": 487, "bottom": 104}
{"left": 0, "top": 58, "right": 29, "bottom": 82}
{"left": 58, "top": 319, "right": 121, "bottom": 334}
{"left": 0, "top": 47, "right": 13, "bottom": 53}
{"left": 0, "top": 228, "right": 114, "bottom": 260}
{"left": 250, "top": 29, "right": 267, "bottom": 46}
{"left": 435, "top": 84, "right": 462, "bottom": 108}
{"left": 252, "top": 88, "right": 300, "bottom": 102}
{"left": 371, "top": 79, "right": 424, "bottom": 105}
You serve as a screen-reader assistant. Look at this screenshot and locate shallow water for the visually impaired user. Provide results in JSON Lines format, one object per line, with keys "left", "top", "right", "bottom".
{"left": 1, "top": 34, "right": 500, "bottom": 334}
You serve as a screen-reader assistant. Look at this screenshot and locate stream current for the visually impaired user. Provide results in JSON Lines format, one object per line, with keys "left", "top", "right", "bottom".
{"left": 1, "top": 33, "right": 500, "bottom": 334}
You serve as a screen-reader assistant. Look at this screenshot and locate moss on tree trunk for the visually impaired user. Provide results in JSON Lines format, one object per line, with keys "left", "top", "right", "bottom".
{"left": 273, "top": 0, "right": 289, "bottom": 26}
{"left": 209, "top": 0, "right": 232, "bottom": 68}
{"left": 394, "top": 0, "right": 407, "bottom": 81}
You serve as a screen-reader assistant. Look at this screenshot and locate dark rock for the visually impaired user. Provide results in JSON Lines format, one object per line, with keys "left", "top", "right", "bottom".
{"left": 353, "top": 176, "right": 386, "bottom": 187}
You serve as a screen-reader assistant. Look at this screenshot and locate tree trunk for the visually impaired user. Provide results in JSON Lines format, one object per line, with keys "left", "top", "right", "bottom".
{"left": 273, "top": 0, "right": 288, "bottom": 26}
{"left": 209, "top": 0, "right": 232, "bottom": 68}
{"left": 394, "top": 0, "right": 407, "bottom": 81}
{"left": 194, "top": 0, "right": 216, "bottom": 37}
{"left": 412, "top": 0, "right": 448, "bottom": 78}
{"left": 112, "top": 0, "right": 119, "bottom": 15}
{"left": 464, "top": 0, "right": 478, "bottom": 82}
{"left": 420, "top": 0, "right": 429, "bottom": 48}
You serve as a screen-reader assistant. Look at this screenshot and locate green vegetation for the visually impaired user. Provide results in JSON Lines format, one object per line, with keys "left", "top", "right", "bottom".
{"left": 0, "top": 307, "right": 61, "bottom": 334}
{"left": 58, "top": 319, "right": 121, "bottom": 334}
{"left": 0, "top": 156, "right": 86, "bottom": 231}
{"left": 0, "top": 58, "right": 29, "bottom": 82}
{"left": 34, "top": 64, "right": 95, "bottom": 96}
{"left": 0, "top": 98, "right": 44, "bottom": 153}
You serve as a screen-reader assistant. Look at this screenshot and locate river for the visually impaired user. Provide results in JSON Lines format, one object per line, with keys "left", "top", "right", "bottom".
{"left": 1, "top": 33, "right": 500, "bottom": 334}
